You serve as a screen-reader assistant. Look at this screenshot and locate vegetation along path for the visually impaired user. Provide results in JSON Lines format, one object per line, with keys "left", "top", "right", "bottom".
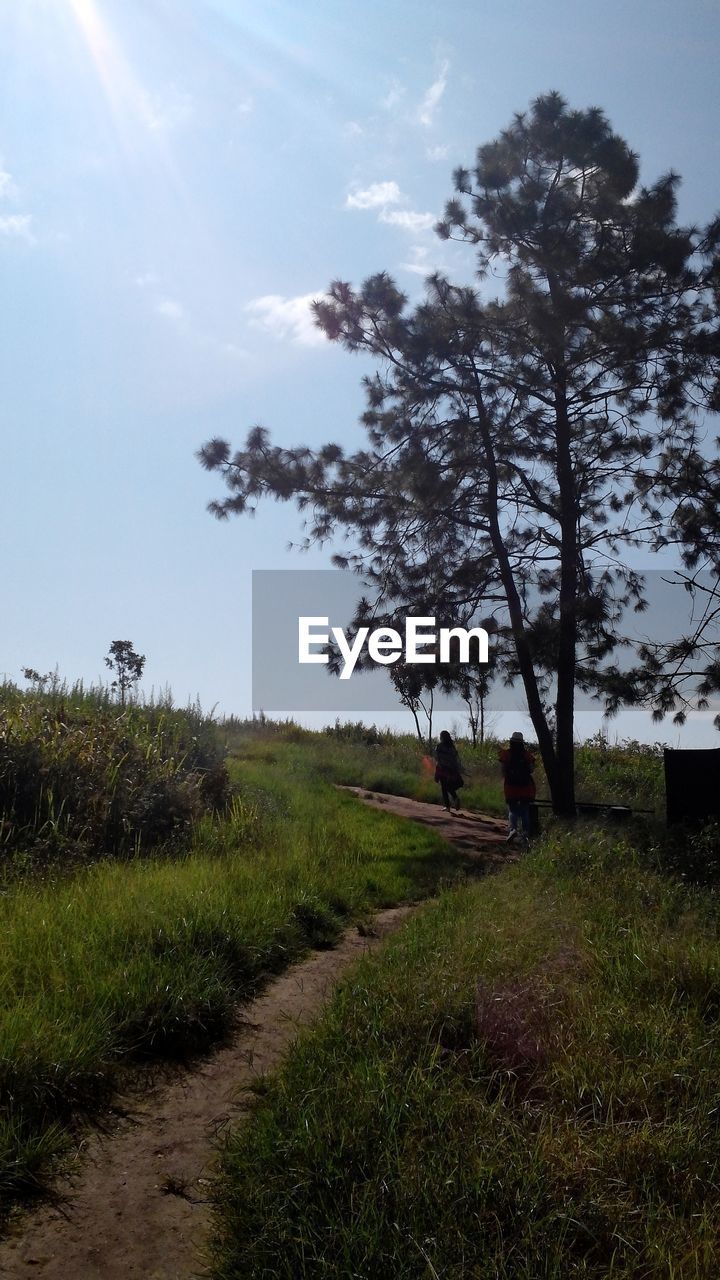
{"left": 0, "top": 796, "right": 510, "bottom": 1280}
{"left": 341, "top": 786, "right": 511, "bottom": 864}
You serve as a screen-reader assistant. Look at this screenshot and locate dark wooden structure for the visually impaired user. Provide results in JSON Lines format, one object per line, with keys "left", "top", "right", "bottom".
{"left": 664, "top": 748, "right": 720, "bottom": 825}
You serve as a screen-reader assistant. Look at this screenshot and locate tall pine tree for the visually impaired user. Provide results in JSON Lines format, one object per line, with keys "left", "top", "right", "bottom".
{"left": 200, "top": 94, "right": 715, "bottom": 812}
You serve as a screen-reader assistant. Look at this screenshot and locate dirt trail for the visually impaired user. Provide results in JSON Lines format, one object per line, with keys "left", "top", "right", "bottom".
{"left": 340, "top": 787, "right": 511, "bottom": 863}
{"left": 0, "top": 795, "right": 510, "bottom": 1280}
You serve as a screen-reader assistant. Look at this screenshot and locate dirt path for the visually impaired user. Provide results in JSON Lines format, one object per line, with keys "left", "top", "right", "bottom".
{"left": 341, "top": 787, "right": 511, "bottom": 864}
{"left": 0, "top": 795, "right": 510, "bottom": 1280}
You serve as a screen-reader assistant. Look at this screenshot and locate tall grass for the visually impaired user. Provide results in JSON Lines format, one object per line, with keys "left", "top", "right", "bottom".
{"left": 0, "top": 679, "right": 227, "bottom": 863}
{"left": 224, "top": 718, "right": 665, "bottom": 816}
{"left": 211, "top": 827, "right": 720, "bottom": 1278}
{"left": 574, "top": 732, "right": 666, "bottom": 810}
{"left": 0, "top": 697, "right": 673, "bottom": 1228}
{"left": 0, "top": 766, "right": 459, "bottom": 1214}
{"left": 226, "top": 720, "right": 510, "bottom": 813}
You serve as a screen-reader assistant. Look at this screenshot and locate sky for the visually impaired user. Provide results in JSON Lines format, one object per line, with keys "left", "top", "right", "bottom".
{"left": 2, "top": 0, "right": 720, "bottom": 745}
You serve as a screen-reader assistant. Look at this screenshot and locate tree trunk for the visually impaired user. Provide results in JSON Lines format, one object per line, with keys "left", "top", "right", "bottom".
{"left": 421, "top": 688, "right": 434, "bottom": 750}
{"left": 552, "top": 358, "right": 578, "bottom": 816}
{"left": 409, "top": 705, "right": 423, "bottom": 744}
{"left": 474, "top": 386, "right": 559, "bottom": 796}
{"left": 463, "top": 696, "right": 478, "bottom": 746}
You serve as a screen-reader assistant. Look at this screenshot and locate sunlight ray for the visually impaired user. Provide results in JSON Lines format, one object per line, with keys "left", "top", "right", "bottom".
{"left": 63, "top": 0, "right": 190, "bottom": 200}
{"left": 67, "top": 0, "right": 158, "bottom": 142}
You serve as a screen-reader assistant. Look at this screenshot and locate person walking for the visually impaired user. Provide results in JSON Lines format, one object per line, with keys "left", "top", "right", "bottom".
{"left": 434, "top": 730, "right": 464, "bottom": 810}
{"left": 499, "top": 731, "right": 536, "bottom": 843}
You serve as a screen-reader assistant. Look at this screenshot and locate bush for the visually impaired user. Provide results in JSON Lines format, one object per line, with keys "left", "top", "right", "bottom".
{"left": 0, "top": 686, "right": 230, "bottom": 864}
{"left": 323, "top": 719, "right": 392, "bottom": 746}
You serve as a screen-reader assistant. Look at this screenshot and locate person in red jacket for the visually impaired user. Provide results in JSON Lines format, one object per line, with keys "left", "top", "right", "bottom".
{"left": 498, "top": 731, "right": 536, "bottom": 843}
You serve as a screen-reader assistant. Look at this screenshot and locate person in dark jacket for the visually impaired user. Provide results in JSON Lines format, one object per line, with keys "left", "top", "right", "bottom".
{"left": 498, "top": 731, "right": 536, "bottom": 842}
{"left": 434, "top": 730, "right": 464, "bottom": 810}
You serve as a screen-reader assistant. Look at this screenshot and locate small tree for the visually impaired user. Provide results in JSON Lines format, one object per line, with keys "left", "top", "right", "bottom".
{"left": 389, "top": 662, "right": 437, "bottom": 746}
{"left": 456, "top": 668, "right": 492, "bottom": 746}
{"left": 105, "top": 641, "right": 145, "bottom": 708}
{"left": 22, "top": 667, "right": 52, "bottom": 693}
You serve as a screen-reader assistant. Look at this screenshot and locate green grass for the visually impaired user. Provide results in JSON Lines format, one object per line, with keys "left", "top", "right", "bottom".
{"left": 211, "top": 825, "right": 720, "bottom": 1278}
{"left": 574, "top": 734, "right": 666, "bottom": 811}
{"left": 0, "top": 679, "right": 228, "bottom": 863}
{"left": 0, "top": 768, "right": 460, "bottom": 1214}
{"left": 228, "top": 727, "right": 509, "bottom": 815}
{"left": 0, "top": 682, "right": 666, "bottom": 874}
{"left": 0, "top": 700, "right": 672, "bottom": 1230}
{"left": 225, "top": 720, "right": 665, "bottom": 817}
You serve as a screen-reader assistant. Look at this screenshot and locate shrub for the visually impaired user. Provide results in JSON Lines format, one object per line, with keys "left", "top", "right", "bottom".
{"left": 0, "top": 686, "right": 229, "bottom": 864}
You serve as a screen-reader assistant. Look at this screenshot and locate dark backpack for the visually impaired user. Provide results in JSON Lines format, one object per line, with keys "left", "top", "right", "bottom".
{"left": 505, "top": 754, "right": 532, "bottom": 787}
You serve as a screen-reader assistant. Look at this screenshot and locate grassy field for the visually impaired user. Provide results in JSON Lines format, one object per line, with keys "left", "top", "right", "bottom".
{"left": 211, "top": 825, "right": 720, "bottom": 1278}
{"left": 0, "top": 685, "right": 685, "bottom": 1251}
{"left": 0, "top": 722, "right": 460, "bottom": 1213}
{"left": 225, "top": 718, "right": 667, "bottom": 817}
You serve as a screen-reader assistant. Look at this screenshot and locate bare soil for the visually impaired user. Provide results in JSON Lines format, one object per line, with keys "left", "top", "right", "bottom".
{"left": 0, "top": 793, "right": 510, "bottom": 1280}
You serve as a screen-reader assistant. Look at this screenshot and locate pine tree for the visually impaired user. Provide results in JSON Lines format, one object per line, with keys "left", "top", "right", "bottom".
{"left": 200, "top": 94, "right": 715, "bottom": 812}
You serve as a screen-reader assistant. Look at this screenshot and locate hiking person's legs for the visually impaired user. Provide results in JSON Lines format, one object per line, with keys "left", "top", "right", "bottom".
{"left": 440, "top": 779, "right": 451, "bottom": 809}
{"left": 517, "top": 799, "right": 530, "bottom": 840}
{"left": 507, "top": 798, "right": 530, "bottom": 839}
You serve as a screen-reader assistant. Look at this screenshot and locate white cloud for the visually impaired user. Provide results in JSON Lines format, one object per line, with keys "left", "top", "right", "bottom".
{"left": 346, "top": 180, "right": 436, "bottom": 239}
{"left": 427, "top": 143, "right": 450, "bottom": 161}
{"left": 418, "top": 59, "right": 449, "bottom": 127}
{"left": 382, "top": 80, "right": 405, "bottom": 111}
{"left": 156, "top": 298, "right": 186, "bottom": 321}
{"left": 0, "top": 166, "right": 34, "bottom": 243}
{"left": 0, "top": 214, "right": 34, "bottom": 243}
{"left": 346, "top": 181, "right": 402, "bottom": 210}
{"left": 399, "top": 243, "right": 448, "bottom": 278}
{"left": 400, "top": 245, "right": 433, "bottom": 276}
{"left": 0, "top": 168, "right": 17, "bottom": 200}
{"left": 245, "top": 293, "right": 327, "bottom": 347}
{"left": 135, "top": 281, "right": 247, "bottom": 363}
{"left": 380, "top": 209, "right": 436, "bottom": 234}
{"left": 343, "top": 121, "right": 364, "bottom": 139}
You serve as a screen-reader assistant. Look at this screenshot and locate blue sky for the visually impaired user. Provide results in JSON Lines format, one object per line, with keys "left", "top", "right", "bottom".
{"left": 2, "top": 0, "right": 719, "bottom": 744}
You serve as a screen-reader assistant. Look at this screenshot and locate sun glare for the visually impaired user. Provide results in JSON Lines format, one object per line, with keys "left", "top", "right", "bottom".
{"left": 65, "top": 0, "right": 162, "bottom": 142}
{"left": 43, "top": 0, "right": 195, "bottom": 220}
